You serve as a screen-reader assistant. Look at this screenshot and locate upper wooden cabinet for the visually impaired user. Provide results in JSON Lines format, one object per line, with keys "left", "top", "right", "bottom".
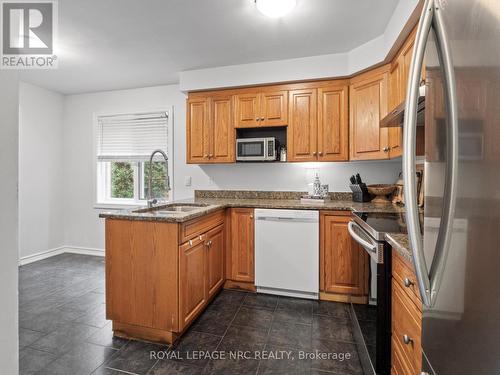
{"left": 318, "top": 85, "right": 349, "bottom": 161}
{"left": 187, "top": 95, "right": 235, "bottom": 164}
{"left": 186, "top": 26, "right": 420, "bottom": 164}
{"left": 350, "top": 66, "right": 390, "bottom": 161}
{"left": 320, "top": 213, "right": 368, "bottom": 300}
{"left": 235, "top": 90, "right": 288, "bottom": 128}
{"left": 288, "top": 84, "right": 349, "bottom": 162}
{"left": 186, "top": 97, "right": 210, "bottom": 164}
{"left": 288, "top": 89, "right": 318, "bottom": 162}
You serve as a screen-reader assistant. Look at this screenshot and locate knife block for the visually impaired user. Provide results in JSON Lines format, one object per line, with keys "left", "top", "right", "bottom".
{"left": 349, "top": 184, "right": 372, "bottom": 203}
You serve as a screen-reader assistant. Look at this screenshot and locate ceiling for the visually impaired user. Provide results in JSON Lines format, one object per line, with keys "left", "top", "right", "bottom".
{"left": 20, "top": 0, "right": 400, "bottom": 94}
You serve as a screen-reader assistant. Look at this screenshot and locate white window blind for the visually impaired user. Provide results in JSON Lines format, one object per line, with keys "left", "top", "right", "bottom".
{"left": 96, "top": 111, "right": 168, "bottom": 162}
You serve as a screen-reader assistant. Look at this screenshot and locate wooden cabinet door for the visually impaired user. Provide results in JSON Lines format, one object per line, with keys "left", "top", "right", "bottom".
{"left": 179, "top": 237, "right": 207, "bottom": 330}
{"left": 187, "top": 97, "right": 210, "bottom": 163}
{"left": 235, "top": 93, "right": 260, "bottom": 128}
{"left": 388, "top": 58, "right": 403, "bottom": 159}
{"left": 320, "top": 214, "right": 368, "bottom": 296}
{"left": 206, "top": 224, "right": 225, "bottom": 298}
{"left": 229, "top": 208, "right": 254, "bottom": 282}
{"left": 288, "top": 89, "right": 318, "bottom": 162}
{"left": 318, "top": 86, "right": 348, "bottom": 161}
{"left": 210, "top": 95, "right": 235, "bottom": 163}
{"left": 389, "top": 57, "right": 404, "bottom": 112}
{"left": 260, "top": 91, "right": 288, "bottom": 126}
{"left": 350, "top": 70, "right": 390, "bottom": 160}
{"left": 388, "top": 127, "right": 403, "bottom": 159}
{"left": 401, "top": 38, "right": 415, "bottom": 101}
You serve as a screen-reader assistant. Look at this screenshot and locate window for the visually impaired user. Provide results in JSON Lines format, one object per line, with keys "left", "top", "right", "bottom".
{"left": 95, "top": 110, "right": 173, "bottom": 207}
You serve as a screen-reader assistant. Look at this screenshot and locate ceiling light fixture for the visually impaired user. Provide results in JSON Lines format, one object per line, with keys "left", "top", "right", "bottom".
{"left": 255, "top": 0, "right": 297, "bottom": 18}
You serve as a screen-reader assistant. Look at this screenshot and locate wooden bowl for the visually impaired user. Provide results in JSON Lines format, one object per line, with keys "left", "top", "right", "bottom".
{"left": 367, "top": 184, "right": 397, "bottom": 203}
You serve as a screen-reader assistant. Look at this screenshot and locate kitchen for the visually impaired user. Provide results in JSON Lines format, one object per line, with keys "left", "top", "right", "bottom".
{"left": 2, "top": 0, "right": 499, "bottom": 374}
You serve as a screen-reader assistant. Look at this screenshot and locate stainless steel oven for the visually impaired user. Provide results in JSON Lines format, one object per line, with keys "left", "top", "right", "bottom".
{"left": 236, "top": 137, "right": 276, "bottom": 161}
{"left": 348, "top": 212, "right": 393, "bottom": 375}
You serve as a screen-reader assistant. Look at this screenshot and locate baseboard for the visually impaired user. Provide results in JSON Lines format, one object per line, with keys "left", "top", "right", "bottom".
{"left": 63, "top": 246, "right": 105, "bottom": 257}
{"left": 19, "top": 245, "right": 105, "bottom": 266}
{"left": 19, "top": 247, "right": 65, "bottom": 265}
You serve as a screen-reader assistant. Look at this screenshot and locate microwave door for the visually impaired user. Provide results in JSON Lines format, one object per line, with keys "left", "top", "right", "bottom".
{"left": 238, "top": 141, "right": 264, "bottom": 160}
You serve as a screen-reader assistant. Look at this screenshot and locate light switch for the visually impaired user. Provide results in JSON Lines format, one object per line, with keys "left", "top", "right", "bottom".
{"left": 184, "top": 176, "right": 192, "bottom": 187}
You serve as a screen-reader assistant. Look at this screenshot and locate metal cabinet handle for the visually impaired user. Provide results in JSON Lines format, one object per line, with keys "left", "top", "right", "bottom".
{"left": 205, "top": 240, "right": 212, "bottom": 247}
{"left": 260, "top": 117, "right": 265, "bottom": 121}
{"left": 383, "top": 147, "right": 390, "bottom": 152}
{"left": 250, "top": 215, "right": 254, "bottom": 219}
{"left": 188, "top": 240, "right": 193, "bottom": 246}
{"left": 209, "top": 154, "right": 213, "bottom": 158}
{"left": 403, "top": 334, "right": 413, "bottom": 345}
{"left": 403, "top": 0, "right": 458, "bottom": 308}
{"left": 404, "top": 278, "right": 414, "bottom": 288}
{"left": 255, "top": 118, "right": 260, "bottom": 121}
{"left": 312, "top": 151, "right": 317, "bottom": 156}
{"left": 204, "top": 154, "right": 209, "bottom": 158}
{"left": 318, "top": 151, "right": 323, "bottom": 156}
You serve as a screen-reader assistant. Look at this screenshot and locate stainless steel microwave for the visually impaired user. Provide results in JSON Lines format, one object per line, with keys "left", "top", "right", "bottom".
{"left": 236, "top": 137, "right": 276, "bottom": 161}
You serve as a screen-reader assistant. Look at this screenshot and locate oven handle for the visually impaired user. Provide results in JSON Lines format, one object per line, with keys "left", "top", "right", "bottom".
{"left": 348, "top": 221, "right": 377, "bottom": 253}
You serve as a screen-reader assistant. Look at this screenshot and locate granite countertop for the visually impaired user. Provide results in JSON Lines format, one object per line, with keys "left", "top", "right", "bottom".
{"left": 99, "top": 196, "right": 405, "bottom": 223}
{"left": 385, "top": 232, "right": 412, "bottom": 262}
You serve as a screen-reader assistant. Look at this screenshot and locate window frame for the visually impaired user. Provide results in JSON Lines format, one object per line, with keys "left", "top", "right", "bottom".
{"left": 93, "top": 107, "right": 174, "bottom": 209}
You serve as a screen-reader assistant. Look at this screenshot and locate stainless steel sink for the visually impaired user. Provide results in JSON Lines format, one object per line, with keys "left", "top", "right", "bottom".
{"left": 133, "top": 203, "right": 209, "bottom": 214}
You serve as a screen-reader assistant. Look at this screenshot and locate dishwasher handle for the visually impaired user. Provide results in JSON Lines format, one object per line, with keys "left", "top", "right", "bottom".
{"left": 255, "top": 216, "right": 318, "bottom": 223}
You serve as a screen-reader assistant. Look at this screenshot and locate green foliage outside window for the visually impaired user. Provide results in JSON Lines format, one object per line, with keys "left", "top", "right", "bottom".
{"left": 111, "top": 162, "right": 134, "bottom": 198}
{"left": 110, "top": 161, "right": 168, "bottom": 201}
{"left": 142, "top": 161, "right": 168, "bottom": 200}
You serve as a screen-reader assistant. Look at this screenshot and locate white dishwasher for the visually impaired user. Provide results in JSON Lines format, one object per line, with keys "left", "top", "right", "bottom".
{"left": 255, "top": 209, "right": 319, "bottom": 300}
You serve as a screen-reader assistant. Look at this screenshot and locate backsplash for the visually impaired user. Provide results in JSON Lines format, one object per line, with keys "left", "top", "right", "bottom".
{"left": 194, "top": 190, "right": 353, "bottom": 201}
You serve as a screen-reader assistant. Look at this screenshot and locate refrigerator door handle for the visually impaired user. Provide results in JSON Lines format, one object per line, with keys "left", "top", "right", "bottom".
{"left": 403, "top": 0, "right": 458, "bottom": 308}
{"left": 427, "top": 0, "right": 459, "bottom": 307}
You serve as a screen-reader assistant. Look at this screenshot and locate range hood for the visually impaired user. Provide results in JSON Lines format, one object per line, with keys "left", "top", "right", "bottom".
{"left": 380, "top": 95, "right": 425, "bottom": 128}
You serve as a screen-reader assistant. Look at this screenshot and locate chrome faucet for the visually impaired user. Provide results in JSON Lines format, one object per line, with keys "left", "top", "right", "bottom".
{"left": 147, "top": 149, "right": 170, "bottom": 208}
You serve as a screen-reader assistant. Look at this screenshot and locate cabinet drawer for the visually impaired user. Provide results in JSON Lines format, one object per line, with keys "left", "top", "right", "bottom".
{"left": 392, "top": 281, "right": 422, "bottom": 374}
{"left": 179, "top": 210, "right": 224, "bottom": 244}
{"left": 392, "top": 250, "right": 422, "bottom": 309}
{"left": 391, "top": 336, "right": 414, "bottom": 375}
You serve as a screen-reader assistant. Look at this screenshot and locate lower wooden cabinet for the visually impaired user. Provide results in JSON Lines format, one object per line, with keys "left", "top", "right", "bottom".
{"left": 391, "top": 250, "right": 423, "bottom": 374}
{"left": 206, "top": 224, "right": 225, "bottom": 298}
{"left": 227, "top": 208, "right": 255, "bottom": 283}
{"left": 320, "top": 212, "right": 369, "bottom": 302}
{"left": 179, "top": 223, "right": 225, "bottom": 331}
{"left": 179, "top": 235, "right": 207, "bottom": 330}
{"left": 106, "top": 212, "right": 226, "bottom": 343}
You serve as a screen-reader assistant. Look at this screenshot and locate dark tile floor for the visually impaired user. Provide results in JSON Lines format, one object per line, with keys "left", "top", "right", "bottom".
{"left": 19, "top": 254, "right": 365, "bottom": 374}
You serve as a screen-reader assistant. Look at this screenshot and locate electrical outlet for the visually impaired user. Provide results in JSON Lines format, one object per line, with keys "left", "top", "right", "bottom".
{"left": 184, "top": 176, "right": 192, "bottom": 187}
{"left": 208, "top": 177, "right": 214, "bottom": 186}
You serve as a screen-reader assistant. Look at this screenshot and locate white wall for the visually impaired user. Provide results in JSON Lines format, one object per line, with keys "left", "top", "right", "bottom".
{"left": 0, "top": 71, "right": 19, "bottom": 374}
{"left": 19, "top": 82, "right": 65, "bottom": 260}
{"left": 62, "top": 84, "right": 401, "bottom": 251}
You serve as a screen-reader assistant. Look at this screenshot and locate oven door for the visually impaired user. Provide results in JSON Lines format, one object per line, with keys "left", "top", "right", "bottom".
{"left": 348, "top": 221, "right": 384, "bottom": 264}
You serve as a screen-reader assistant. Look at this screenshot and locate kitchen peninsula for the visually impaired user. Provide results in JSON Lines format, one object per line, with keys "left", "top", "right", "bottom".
{"left": 100, "top": 190, "right": 410, "bottom": 345}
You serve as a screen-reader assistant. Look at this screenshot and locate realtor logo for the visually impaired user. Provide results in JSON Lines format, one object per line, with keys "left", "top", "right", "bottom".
{"left": 1, "top": 0, "right": 58, "bottom": 69}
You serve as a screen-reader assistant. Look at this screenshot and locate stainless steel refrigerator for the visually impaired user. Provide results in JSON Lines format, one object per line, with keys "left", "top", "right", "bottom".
{"left": 403, "top": 0, "right": 500, "bottom": 374}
